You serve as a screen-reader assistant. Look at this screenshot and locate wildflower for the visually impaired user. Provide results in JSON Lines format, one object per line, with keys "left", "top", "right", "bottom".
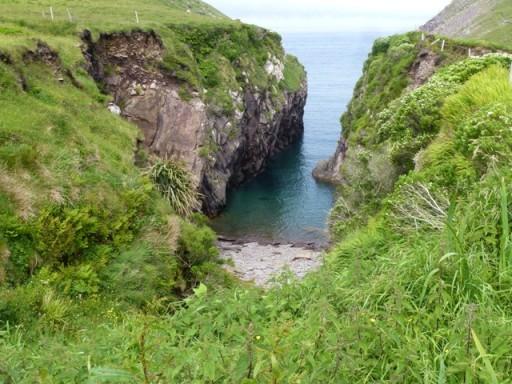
{"left": 256, "top": 335, "right": 261, "bottom": 340}
{"left": 370, "top": 318, "right": 376, "bottom": 323}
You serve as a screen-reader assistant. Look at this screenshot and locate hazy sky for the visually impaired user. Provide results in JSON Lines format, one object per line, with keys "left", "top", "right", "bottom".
{"left": 207, "top": 0, "right": 452, "bottom": 33}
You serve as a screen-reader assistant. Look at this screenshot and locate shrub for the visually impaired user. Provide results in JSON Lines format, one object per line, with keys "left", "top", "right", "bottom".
{"left": 371, "top": 37, "right": 391, "bottom": 55}
{"left": 32, "top": 181, "right": 152, "bottom": 267}
{"left": 42, "top": 264, "right": 101, "bottom": 298}
{"left": 148, "top": 160, "right": 200, "bottom": 217}
{"left": 35, "top": 206, "right": 105, "bottom": 266}
{"left": 0, "top": 283, "right": 43, "bottom": 327}
{"left": 100, "top": 243, "right": 179, "bottom": 306}
{"left": 177, "top": 220, "right": 220, "bottom": 287}
{"left": 377, "top": 56, "right": 511, "bottom": 170}
{"left": 455, "top": 103, "right": 512, "bottom": 174}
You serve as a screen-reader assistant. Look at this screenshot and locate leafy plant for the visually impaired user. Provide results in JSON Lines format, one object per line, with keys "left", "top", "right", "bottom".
{"left": 148, "top": 159, "right": 200, "bottom": 217}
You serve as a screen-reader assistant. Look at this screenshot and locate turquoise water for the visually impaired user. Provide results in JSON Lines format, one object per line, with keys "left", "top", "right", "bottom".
{"left": 212, "top": 32, "right": 382, "bottom": 246}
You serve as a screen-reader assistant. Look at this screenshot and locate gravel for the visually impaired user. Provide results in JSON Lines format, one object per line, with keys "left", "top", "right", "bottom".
{"left": 219, "top": 240, "right": 324, "bottom": 287}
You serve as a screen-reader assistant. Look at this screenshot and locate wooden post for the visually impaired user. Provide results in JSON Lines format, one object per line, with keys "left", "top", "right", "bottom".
{"left": 441, "top": 40, "right": 445, "bottom": 52}
{"left": 135, "top": 11, "right": 139, "bottom": 24}
{"left": 421, "top": 33, "right": 425, "bottom": 41}
{"left": 468, "top": 48, "right": 472, "bottom": 57}
{"left": 67, "top": 8, "right": 73, "bottom": 22}
{"left": 49, "top": 6, "right": 54, "bottom": 21}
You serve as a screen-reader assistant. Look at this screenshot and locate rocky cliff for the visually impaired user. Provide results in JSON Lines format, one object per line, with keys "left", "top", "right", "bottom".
{"left": 82, "top": 29, "right": 306, "bottom": 215}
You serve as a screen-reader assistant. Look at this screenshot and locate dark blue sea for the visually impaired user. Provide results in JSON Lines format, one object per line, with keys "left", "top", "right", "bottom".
{"left": 212, "top": 32, "right": 385, "bottom": 245}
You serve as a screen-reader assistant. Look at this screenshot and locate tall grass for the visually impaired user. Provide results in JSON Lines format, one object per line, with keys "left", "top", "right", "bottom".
{"left": 148, "top": 159, "right": 200, "bottom": 217}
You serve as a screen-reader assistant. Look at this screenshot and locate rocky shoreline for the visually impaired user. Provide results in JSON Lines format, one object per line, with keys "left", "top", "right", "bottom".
{"left": 218, "top": 237, "right": 325, "bottom": 287}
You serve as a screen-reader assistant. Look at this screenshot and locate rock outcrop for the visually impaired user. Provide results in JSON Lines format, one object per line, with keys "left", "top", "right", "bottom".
{"left": 82, "top": 30, "right": 307, "bottom": 215}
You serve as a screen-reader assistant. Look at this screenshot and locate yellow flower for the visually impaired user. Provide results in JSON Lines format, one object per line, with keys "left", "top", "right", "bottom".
{"left": 256, "top": 335, "right": 261, "bottom": 340}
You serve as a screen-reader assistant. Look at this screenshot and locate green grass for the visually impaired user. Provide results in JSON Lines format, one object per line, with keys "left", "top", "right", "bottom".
{"left": 281, "top": 54, "right": 306, "bottom": 92}
{"left": 0, "top": 0, "right": 229, "bottom": 324}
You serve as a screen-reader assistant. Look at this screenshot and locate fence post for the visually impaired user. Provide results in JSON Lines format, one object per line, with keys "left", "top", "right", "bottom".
{"left": 441, "top": 40, "right": 445, "bottom": 52}
{"left": 468, "top": 48, "right": 472, "bottom": 57}
{"left": 135, "top": 11, "right": 139, "bottom": 24}
{"left": 67, "top": 8, "right": 73, "bottom": 22}
{"left": 49, "top": 6, "right": 54, "bottom": 21}
{"left": 421, "top": 32, "right": 425, "bottom": 41}
{"left": 509, "top": 63, "right": 512, "bottom": 85}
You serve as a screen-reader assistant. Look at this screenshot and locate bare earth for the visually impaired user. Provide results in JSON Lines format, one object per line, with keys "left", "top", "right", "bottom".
{"left": 219, "top": 241, "right": 324, "bottom": 287}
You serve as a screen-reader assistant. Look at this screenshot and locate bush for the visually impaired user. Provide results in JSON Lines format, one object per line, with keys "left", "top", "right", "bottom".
{"left": 377, "top": 56, "right": 511, "bottom": 170}
{"left": 455, "top": 103, "right": 512, "bottom": 173}
{"left": 177, "top": 220, "right": 220, "bottom": 287}
{"left": 371, "top": 37, "right": 391, "bottom": 55}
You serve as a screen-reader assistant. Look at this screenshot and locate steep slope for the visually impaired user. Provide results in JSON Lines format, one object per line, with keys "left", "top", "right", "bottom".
{"left": 421, "top": 0, "right": 512, "bottom": 48}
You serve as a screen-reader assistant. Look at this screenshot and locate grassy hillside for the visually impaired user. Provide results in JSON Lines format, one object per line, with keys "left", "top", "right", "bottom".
{"left": 0, "top": 0, "right": 240, "bottom": 310}
{"left": 0, "top": 2, "right": 299, "bottom": 380}
{"left": 422, "top": 0, "right": 512, "bottom": 49}
{"left": 3, "top": 22, "right": 512, "bottom": 381}
{"left": 0, "top": 0, "right": 305, "bottom": 287}
{"left": 472, "top": 0, "right": 512, "bottom": 47}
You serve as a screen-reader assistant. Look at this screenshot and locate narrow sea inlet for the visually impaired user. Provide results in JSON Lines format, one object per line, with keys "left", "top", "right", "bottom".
{"left": 212, "top": 32, "right": 382, "bottom": 246}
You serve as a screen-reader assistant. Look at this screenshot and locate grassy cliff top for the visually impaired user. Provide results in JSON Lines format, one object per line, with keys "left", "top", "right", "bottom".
{"left": 422, "top": 0, "right": 512, "bottom": 49}
{"left": 0, "top": 0, "right": 304, "bottom": 114}
{"left": 0, "top": 0, "right": 226, "bottom": 30}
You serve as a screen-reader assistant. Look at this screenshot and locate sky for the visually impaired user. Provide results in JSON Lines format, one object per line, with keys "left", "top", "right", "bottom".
{"left": 207, "top": 0, "right": 453, "bottom": 33}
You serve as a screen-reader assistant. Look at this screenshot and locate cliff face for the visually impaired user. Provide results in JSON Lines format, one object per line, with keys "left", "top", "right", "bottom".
{"left": 82, "top": 30, "right": 306, "bottom": 215}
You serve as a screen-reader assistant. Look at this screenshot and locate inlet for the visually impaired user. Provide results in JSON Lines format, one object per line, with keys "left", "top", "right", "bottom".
{"left": 212, "top": 32, "right": 382, "bottom": 247}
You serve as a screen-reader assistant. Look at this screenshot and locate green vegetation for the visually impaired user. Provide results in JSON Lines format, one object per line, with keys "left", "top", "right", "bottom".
{"left": 333, "top": 33, "right": 511, "bottom": 239}
{"left": 4, "top": 37, "right": 512, "bottom": 381}
{"left": 281, "top": 55, "right": 306, "bottom": 92}
{"left": 3, "top": 0, "right": 512, "bottom": 382}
